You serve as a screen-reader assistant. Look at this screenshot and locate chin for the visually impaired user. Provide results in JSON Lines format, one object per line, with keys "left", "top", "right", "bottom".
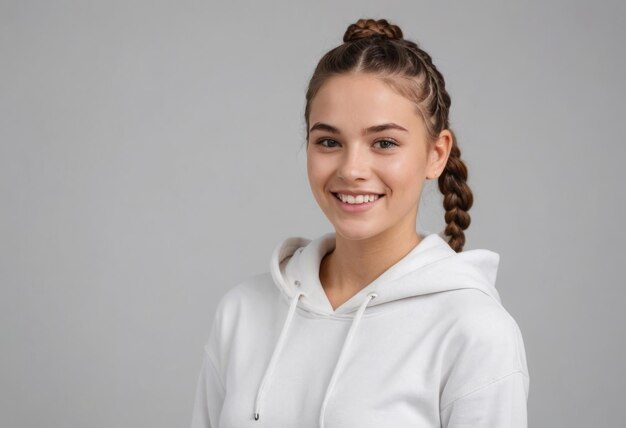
{"left": 331, "top": 223, "right": 385, "bottom": 242}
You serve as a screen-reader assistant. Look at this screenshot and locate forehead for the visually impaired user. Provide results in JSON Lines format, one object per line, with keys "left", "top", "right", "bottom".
{"left": 309, "top": 73, "right": 423, "bottom": 132}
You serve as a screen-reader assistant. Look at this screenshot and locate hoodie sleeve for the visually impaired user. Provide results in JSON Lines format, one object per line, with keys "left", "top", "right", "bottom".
{"left": 440, "top": 370, "right": 529, "bottom": 428}
{"left": 190, "top": 346, "right": 225, "bottom": 428}
{"left": 438, "top": 295, "right": 530, "bottom": 427}
{"left": 190, "top": 299, "right": 227, "bottom": 428}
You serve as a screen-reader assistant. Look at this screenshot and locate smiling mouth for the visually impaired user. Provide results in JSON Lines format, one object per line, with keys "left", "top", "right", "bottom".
{"left": 331, "top": 192, "right": 386, "bottom": 205}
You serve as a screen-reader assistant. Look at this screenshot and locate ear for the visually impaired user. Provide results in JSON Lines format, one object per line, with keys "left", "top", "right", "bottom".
{"left": 426, "top": 129, "right": 453, "bottom": 179}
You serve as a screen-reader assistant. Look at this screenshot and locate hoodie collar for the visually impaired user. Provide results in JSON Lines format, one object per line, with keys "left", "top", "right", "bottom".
{"left": 270, "top": 230, "right": 501, "bottom": 316}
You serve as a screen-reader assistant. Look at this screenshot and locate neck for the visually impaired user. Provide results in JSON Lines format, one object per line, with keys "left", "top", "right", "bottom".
{"left": 319, "top": 225, "right": 422, "bottom": 296}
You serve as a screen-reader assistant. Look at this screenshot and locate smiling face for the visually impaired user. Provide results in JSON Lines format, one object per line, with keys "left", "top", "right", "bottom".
{"left": 306, "top": 72, "right": 448, "bottom": 241}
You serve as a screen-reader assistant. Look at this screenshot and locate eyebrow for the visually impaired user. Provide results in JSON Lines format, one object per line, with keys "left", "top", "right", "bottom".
{"left": 308, "top": 122, "right": 409, "bottom": 135}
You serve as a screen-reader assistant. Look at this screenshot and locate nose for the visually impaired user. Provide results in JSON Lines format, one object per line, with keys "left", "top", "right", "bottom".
{"left": 337, "top": 143, "right": 371, "bottom": 181}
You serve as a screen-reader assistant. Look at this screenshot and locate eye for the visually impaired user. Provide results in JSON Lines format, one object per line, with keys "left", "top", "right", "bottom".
{"left": 315, "top": 138, "right": 339, "bottom": 148}
{"left": 373, "top": 139, "right": 398, "bottom": 149}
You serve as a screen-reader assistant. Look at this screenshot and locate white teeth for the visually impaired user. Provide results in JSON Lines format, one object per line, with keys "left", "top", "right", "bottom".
{"left": 336, "top": 193, "right": 380, "bottom": 204}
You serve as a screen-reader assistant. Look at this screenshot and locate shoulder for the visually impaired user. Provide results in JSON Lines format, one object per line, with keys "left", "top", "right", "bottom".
{"left": 203, "top": 271, "right": 277, "bottom": 347}
{"left": 202, "top": 271, "right": 278, "bottom": 376}
{"left": 446, "top": 288, "right": 523, "bottom": 345}
{"left": 439, "top": 288, "right": 530, "bottom": 407}
{"left": 213, "top": 271, "right": 278, "bottom": 320}
{"left": 222, "top": 271, "right": 274, "bottom": 301}
{"left": 443, "top": 289, "right": 527, "bottom": 367}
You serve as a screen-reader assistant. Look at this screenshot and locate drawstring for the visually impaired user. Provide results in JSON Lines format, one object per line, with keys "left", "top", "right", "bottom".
{"left": 252, "top": 289, "right": 378, "bottom": 427}
{"left": 318, "top": 292, "right": 377, "bottom": 428}
{"left": 254, "top": 290, "right": 306, "bottom": 421}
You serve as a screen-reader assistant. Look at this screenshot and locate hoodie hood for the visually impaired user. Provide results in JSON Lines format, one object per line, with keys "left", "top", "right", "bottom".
{"left": 270, "top": 230, "right": 501, "bottom": 316}
{"left": 253, "top": 230, "right": 502, "bottom": 425}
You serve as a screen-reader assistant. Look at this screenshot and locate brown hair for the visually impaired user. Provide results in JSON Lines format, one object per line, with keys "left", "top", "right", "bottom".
{"left": 304, "top": 18, "right": 473, "bottom": 252}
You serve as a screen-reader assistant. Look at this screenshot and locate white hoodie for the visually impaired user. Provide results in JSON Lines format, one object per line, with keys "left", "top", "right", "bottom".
{"left": 191, "top": 231, "right": 530, "bottom": 427}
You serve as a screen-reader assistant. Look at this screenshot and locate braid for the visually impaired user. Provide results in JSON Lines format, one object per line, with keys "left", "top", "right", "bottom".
{"left": 401, "top": 40, "right": 451, "bottom": 139}
{"left": 438, "top": 131, "right": 473, "bottom": 252}
{"left": 343, "top": 18, "right": 403, "bottom": 42}
{"left": 403, "top": 41, "right": 472, "bottom": 251}
{"left": 403, "top": 41, "right": 471, "bottom": 252}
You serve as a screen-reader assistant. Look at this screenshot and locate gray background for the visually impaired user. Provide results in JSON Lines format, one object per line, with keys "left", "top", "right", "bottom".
{"left": 1, "top": 0, "right": 624, "bottom": 426}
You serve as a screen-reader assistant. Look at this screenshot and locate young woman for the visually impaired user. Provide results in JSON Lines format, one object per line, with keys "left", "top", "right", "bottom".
{"left": 191, "top": 18, "right": 529, "bottom": 428}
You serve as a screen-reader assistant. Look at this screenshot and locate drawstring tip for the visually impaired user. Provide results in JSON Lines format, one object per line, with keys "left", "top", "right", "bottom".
{"left": 254, "top": 412, "right": 260, "bottom": 421}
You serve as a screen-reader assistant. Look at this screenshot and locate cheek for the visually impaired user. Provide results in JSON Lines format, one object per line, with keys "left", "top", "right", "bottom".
{"left": 382, "top": 156, "right": 422, "bottom": 188}
{"left": 307, "top": 153, "right": 331, "bottom": 192}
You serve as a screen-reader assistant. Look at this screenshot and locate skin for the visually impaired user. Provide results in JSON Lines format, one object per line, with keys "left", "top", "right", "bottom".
{"left": 306, "top": 72, "right": 453, "bottom": 311}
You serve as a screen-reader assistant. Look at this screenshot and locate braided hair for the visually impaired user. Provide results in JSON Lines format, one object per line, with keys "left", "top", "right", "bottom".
{"left": 304, "top": 18, "right": 473, "bottom": 252}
